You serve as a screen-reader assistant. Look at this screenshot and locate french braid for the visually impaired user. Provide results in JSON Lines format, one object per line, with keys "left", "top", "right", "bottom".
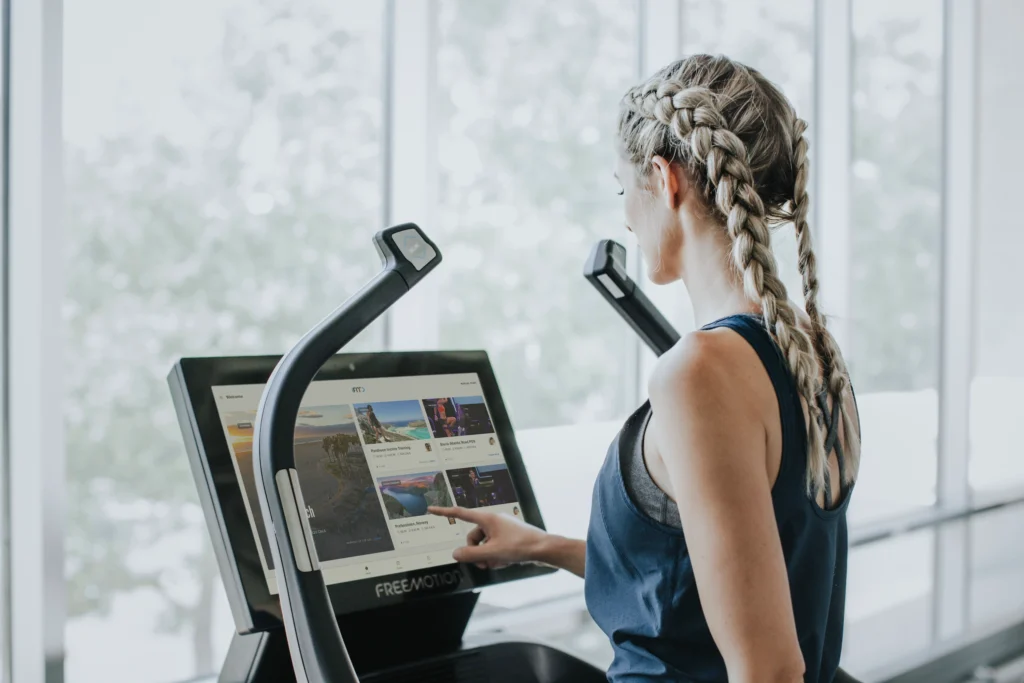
{"left": 619, "top": 55, "right": 861, "bottom": 496}
{"left": 790, "top": 118, "right": 861, "bottom": 484}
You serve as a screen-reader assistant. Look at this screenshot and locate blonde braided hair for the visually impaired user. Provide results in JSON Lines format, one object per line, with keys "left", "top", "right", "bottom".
{"left": 790, "top": 118, "right": 861, "bottom": 483}
{"left": 620, "top": 55, "right": 858, "bottom": 496}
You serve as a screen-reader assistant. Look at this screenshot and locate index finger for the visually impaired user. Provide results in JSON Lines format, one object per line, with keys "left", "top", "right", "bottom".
{"left": 427, "top": 505, "right": 485, "bottom": 524}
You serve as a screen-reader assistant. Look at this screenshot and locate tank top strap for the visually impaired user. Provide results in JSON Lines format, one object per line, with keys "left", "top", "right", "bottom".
{"left": 816, "top": 391, "right": 848, "bottom": 507}
{"left": 700, "top": 313, "right": 808, "bottom": 493}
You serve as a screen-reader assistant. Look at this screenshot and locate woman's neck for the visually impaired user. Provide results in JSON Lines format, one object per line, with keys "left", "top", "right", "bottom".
{"left": 678, "top": 221, "right": 757, "bottom": 328}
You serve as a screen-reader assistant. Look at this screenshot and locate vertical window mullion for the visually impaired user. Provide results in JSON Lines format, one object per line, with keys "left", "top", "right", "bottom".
{"left": 384, "top": 0, "right": 440, "bottom": 352}
{"left": 813, "top": 0, "right": 853, "bottom": 352}
{"left": 8, "top": 0, "right": 64, "bottom": 680}
{"left": 937, "top": 0, "right": 976, "bottom": 513}
{"left": 0, "top": 0, "right": 9, "bottom": 678}
{"left": 932, "top": 0, "right": 979, "bottom": 643}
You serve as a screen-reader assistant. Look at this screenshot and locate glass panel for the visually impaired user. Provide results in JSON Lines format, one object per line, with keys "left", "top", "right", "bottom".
{"left": 681, "top": 0, "right": 815, "bottom": 305}
{"left": 841, "top": 529, "right": 935, "bottom": 674}
{"left": 970, "top": 3, "right": 1024, "bottom": 493}
{"left": 848, "top": 0, "right": 944, "bottom": 524}
{"left": 433, "top": 0, "right": 639, "bottom": 429}
{"left": 63, "top": 1, "right": 384, "bottom": 681}
{"left": 969, "top": 503, "right": 1024, "bottom": 627}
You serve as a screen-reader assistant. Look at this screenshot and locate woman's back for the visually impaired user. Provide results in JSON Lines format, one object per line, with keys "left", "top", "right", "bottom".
{"left": 585, "top": 313, "right": 857, "bottom": 683}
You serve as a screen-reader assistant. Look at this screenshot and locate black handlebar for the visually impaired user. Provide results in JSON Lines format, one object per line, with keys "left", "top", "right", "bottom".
{"left": 252, "top": 224, "right": 442, "bottom": 683}
{"left": 584, "top": 240, "right": 681, "bottom": 357}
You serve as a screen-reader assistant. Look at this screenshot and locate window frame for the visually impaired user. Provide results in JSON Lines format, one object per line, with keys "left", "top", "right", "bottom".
{"left": 0, "top": 0, "right": 8, "bottom": 679}
{"left": 8, "top": 0, "right": 64, "bottom": 681}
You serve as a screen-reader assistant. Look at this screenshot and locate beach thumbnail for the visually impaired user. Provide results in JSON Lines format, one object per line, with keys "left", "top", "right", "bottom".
{"left": 353, "top": 400, "right": 431, "bottom": 444}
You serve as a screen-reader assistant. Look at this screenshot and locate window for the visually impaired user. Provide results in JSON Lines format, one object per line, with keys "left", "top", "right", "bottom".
{"left": 969, "top": 503, "right": 1024, "bottom": 627}
{"left": 32, "top": 2, "right": 1023, "bottom": 682}
{"left": 681, "top": 0, "right": 814, "bottom": 306}
{"left": 63, "top": 1, "right": 384, "bottom": 681}
{"left": 970, "top": 3, "right": 1024, "bottom": 493}
{"left": 848, "top": 0, "right": 944, "bottom": 523}
{"left": 842, "top": 529, "right": 935, "bottom": 673}
{"left": 432, "top": 0, "right": 639, "bottom": 429}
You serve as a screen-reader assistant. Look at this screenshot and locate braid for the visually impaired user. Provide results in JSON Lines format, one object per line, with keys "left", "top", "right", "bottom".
{"left": 631, "top": 80, "right": 830, "bottom": 495}
{"left": 790, "top": 119, "right": 861, "bottom": 483}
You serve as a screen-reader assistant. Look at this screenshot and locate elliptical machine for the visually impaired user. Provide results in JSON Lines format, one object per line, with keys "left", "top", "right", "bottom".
{"left": 170, "top": 227, "right": 861, "bottom": 682}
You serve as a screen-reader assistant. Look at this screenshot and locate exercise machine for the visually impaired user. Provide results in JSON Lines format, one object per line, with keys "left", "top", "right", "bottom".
{"left": 168, "top": 224, "right": 607, "bottom": 682}
{"left": 166, "top": 227, "right": 862, "bottom": 683}
{"left": 584, "top": 239, "right": 680, "bottom": 356}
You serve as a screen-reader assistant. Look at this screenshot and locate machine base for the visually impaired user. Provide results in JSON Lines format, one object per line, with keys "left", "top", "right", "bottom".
{"left": 362, "top": 639, "right": 607, "bottom": 683}
{"left": 218, "top": 631, "right": 606, "bottom": 683}
{"left": 217, "top": 590, "right": 605, "bottom": 683}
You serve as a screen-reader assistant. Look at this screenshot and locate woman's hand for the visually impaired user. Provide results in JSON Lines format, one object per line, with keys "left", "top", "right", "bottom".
{"left": 427, "top": 505, "right": 548, "bottom": 570}
{"left": 428, "top": 505, "right": 587, "bottom": 578}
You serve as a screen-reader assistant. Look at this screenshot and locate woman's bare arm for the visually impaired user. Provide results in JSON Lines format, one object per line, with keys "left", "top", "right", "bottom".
{"left": 429, "top": 506, "right": 586, "bottom": 578}
{"left": 534, "top": 533, "right": 586, "bottom": 578}
{"left": 648, "top": 331, "right": 806, "bottom": 683}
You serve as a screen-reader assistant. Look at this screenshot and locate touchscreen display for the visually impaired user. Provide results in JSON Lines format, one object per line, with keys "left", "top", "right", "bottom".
{"left": 212, "top": 373, "right": 520, "bottom": 594}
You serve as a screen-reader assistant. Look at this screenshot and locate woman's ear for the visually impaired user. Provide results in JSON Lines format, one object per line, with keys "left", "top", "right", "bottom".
{"left": 650, "top": 155, "right": 681, "bottom": 210}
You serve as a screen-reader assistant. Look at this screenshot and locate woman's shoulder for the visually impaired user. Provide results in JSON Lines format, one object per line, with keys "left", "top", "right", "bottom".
{"left": 649, "top": 324, "right": 767, "bottom": 399}
{"left": 644, "top": 325, "right": 780, "bottom": 498}
{"left": 647, "top": 328, "right": 777, "bottom": 462}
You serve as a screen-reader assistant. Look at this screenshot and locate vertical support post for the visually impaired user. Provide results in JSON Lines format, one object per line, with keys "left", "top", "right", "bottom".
{"left": 8, "top": 0, "right": 65, "bottom": 681}
{"left": 933, "top": 0, "right": 978, "bottom": 643}
{"left": 813, "top": 0, "right": 852, "bottom": 351}
{"left": 0, "top": 0, "right": 8, "bottom": 678}
{"left": 383, "top": 0, "right": 440, "bottom": 351}
{"left": 937, "top": 0, "right": 976, "bottom": 515}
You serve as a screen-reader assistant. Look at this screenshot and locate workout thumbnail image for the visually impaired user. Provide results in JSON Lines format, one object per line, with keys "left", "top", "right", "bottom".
{"left": 377, "top": 471, "right": 453, "bottom": 520}
{"left": 445, "top": 464, "right": 517, "bottom": 509}
{"left": 222, "top": 405, "right": 395, "bottom": 568}
{"left": 422, "top": 396, "right": 494, "bottom": 438}
{"left": 353, "top": 401, "right": 430, "bottom": 444}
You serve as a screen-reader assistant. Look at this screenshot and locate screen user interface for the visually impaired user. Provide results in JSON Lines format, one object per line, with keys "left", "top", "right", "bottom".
{"left": 212, "top": 373, "right": 521, "bottom": 594}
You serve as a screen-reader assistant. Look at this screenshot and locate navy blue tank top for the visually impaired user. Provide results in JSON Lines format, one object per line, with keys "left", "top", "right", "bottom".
{"left": 585, "top": 314, "right": 852, "bottom": 682}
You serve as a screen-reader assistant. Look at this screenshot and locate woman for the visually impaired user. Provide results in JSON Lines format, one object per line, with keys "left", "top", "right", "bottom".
{"left": 364, "top": 404, "right": 385, "bottom": 442}
{"left": 431, "top": 54, "right": 860, "bottom": 683}
{"left": 457, "top": 402, "right": 471, "bottom": 436}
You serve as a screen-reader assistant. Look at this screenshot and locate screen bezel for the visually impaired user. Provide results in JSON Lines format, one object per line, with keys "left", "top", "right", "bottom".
{"left": 174, "top": 351, "right": 554, "bottom": 633}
